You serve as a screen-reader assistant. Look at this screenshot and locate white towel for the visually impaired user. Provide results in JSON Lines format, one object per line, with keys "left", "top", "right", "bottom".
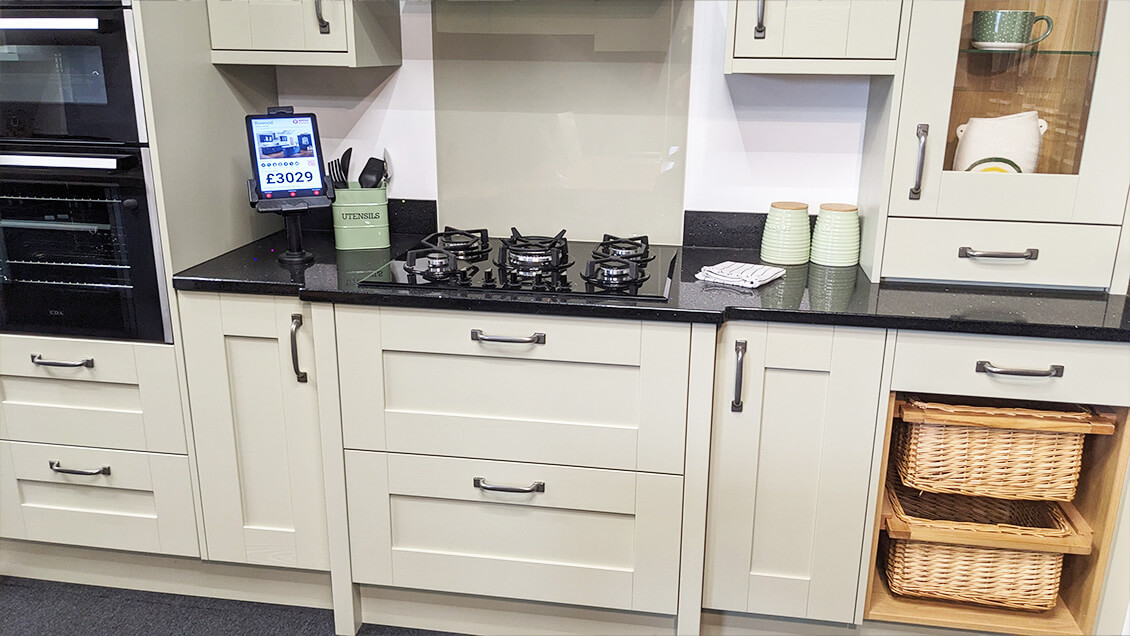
{"left": 696, "top": 261, "right": 786, "bottom": 289}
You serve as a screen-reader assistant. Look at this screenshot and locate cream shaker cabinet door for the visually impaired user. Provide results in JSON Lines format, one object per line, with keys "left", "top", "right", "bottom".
{"left": 732, "top": 0, "right": 902, "bottom": 60}
{"left": 179, "top": 292, "right": 330, "bottom": 570}
{"left": 207, "top": 0, "right": 347, "bottom": 52}
{"left": 889, "top": 0, "right": 1129, "bottom": 225}
{"left": 704, "top": 322, "right": 887, "bottom": 624}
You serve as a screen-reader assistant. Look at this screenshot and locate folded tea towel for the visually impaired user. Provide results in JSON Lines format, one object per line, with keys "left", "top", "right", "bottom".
{"left": 696, "top": 261, "right": 786, "bottom": 289}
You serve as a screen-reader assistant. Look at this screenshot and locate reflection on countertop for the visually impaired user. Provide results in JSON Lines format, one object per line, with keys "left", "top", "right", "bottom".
{"left": 172, "top": 230, "right": 1130, "bottom": 342}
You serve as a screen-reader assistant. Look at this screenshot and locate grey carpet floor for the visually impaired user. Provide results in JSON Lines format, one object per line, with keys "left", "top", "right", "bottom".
{"left": 0, "top": 576, "right": 464, "bottom": 636}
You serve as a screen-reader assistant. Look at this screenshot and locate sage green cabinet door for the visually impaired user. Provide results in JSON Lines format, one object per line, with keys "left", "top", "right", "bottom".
{"left": 179, "top": 292, "right": 330, "bottom": 571}
{"left": 704, "top": 322, "right": 887, "bottom": 624}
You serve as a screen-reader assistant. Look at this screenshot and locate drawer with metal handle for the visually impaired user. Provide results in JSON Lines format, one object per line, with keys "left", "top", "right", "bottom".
{"left": 344, "top": 451, "right": 683, "bottom": 614}
{"left": 0, "top": 440, "right": 198, "bottom": 556}
{"left": 883, "top": 218, "right": 1120, "bottom": 289}
{"left": 893, "top": 331, "right": 1130, "bottom": 407}
{"left": 0, "top": 335, "right": 185, "bottom": 453}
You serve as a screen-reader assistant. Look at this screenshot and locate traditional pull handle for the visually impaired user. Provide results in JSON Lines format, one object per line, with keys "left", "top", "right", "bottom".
{"left": 754, "top": 0, "right": 767, "bottom": 39}
{"left": 315, "top": 0, "right": 330, "bottom": 33}
{"left": 958, "top": 247, "right": 1039, "bottom": 260}
{"left": 290, "top": 314, "right": 308, "bottom": 383}
{"left": 976, "top": 361, "right": 1064, "bottom": 378}
{"left": 732, "top": 340, "right": 747, "bottom": 412}
{"left": 909, "top": 124, "right": 929, "bottom": 200}
{"left": 49, "top": 460, "right": 110, "bottom": 476}
{"left": 31, "top": 354, "right": 94, "bottom": 368}
{"left": 473, "top": 477, "right": 545, "bottom": 494}
{"left": 471, "top": 329, "right": 546, "bottom": 345}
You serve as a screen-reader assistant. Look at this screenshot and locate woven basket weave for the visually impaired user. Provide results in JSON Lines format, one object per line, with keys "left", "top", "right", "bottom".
{"left": 894, "top": 400, "right": 1087, "bottom": 501}
{"left": 884, "top": 481, "right": 1070, "bottom": 611}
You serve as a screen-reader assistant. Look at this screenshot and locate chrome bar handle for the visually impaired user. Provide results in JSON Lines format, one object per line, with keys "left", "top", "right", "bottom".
{"left": 49, "top": 460, "right": 110, "bottom": 476}
{"left": 959, "top": 247, "right": 1039, "bottom": 260}
{"left": 473, "top": 477, "right": 546, "bottom": 494}
{"left": 31, "top": 354, "right": 94, "bottom": 368}
{"left": 754, "top": 0, "right": 767, "bottom": 38}
{"left": 976, "top": 361, "right": 1064, "bottom": 378}
{"left": 908, "top": 124, "right": 929, "bottom": 200}
{"left": 290, "top": 314, "right": 308, "bottom": 383}
{"left": 732, "top": 340, "right": 747, "bottom": 412}
{"left": 315, "top": 0, "right": 330, "bottom": 34}
{"left": 471, "top": 329, "right": 546, "bottom": 345}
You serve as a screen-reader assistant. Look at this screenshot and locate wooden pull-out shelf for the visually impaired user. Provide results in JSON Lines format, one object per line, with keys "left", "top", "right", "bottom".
{"left": 897, "top": 398, "right": 1116, "bottom": 435}
{"left": 881, "top": 488, "right": 1094, "bottom": 555}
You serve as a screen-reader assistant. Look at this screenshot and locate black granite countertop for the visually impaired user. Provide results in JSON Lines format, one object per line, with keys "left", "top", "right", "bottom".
{"left": 172, "top": 230, "right": 1130, "bottom": 342}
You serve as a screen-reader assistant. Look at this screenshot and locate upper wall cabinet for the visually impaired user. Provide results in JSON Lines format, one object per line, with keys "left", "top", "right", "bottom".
{"left": 207, "top": 0, "right": 401, "bottom": 67}
{"left": 882, "top": 0, "right": 1129, "bottom": 289}
{"left": 725, "top": 0, "right": 907, "bottom": 74}
{"left": 888, "top": 0, "right": 1128, "bottom": 224}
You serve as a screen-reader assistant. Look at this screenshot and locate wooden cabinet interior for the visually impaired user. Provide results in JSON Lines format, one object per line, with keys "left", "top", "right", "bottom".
{"left": 943, "top": 0, "right": 1107, "bottom": 175}
{"left": 864, "top": 394, "right": 1130, "bottom": 636}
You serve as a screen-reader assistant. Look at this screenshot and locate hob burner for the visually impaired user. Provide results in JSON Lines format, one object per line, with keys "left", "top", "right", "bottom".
{"left": 496, "top": 227, "right": 572, "bottom": 276}
{"left": 581, "top": 256, "right": 650, "bottom": 291}
{"left": 592, "top": 234, "right": 653, "bottom": 264}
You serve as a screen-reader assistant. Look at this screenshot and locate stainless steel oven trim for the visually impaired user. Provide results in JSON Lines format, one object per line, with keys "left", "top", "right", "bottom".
{"left": 141, "top": 148, "right": 172, "bottom": 344}
{"left": 0, "top": 17, "right": 99, "bottom": 29}
{"left": 0, "top": 154, "right": 122, "bottom": 170}
{"left": 123, "top": 8, "right": 148, "bottom": 145}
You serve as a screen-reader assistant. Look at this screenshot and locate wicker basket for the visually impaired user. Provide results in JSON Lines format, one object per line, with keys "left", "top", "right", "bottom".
{"left": 882, "top": 481, "right": 1080, "bottom": 611}
{"left": 893, "top": 397, "right": 1114, "bottom": 501}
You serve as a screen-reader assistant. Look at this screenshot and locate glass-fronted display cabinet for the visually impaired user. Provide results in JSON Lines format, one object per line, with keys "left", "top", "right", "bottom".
{"left": 889, "top": 0, "right": 1126, "bottom": 223}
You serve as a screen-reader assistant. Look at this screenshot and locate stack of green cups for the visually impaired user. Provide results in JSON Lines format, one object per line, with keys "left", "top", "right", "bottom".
{"left": 332, "top": 181, "right": 390, "bottom": 250}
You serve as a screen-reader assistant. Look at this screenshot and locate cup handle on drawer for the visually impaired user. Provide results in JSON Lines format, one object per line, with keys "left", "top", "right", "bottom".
{"left": 976, "top": 361, "right": 1064, "bottom": 378}
{"left": 470, "top": 329, "right": 546, "bottom": 345}
{"left": 31, "top": 354, "right": 94, "bottom": 368}
{"left": 473, "top": 477, "right": 545, "bottom": 494}
{"left": 49, "top": 460, "right": 110, "bottom": 476}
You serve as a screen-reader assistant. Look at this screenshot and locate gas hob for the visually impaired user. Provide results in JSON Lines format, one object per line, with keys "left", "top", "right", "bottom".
{"left": 357, "top": 227, "right": 677, "bottom": 302}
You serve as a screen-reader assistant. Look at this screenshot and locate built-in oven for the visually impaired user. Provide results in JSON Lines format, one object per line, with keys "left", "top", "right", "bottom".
{"left": 0, "top": 1, "right": 146, "bottom": 145}
{"left": 0, "top": 144, "right": 169, "bottom": 342}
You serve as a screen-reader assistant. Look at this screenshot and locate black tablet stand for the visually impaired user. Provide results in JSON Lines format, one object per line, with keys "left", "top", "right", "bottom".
{"left": 247, "top": 179, "right": 334, "bottom": 265}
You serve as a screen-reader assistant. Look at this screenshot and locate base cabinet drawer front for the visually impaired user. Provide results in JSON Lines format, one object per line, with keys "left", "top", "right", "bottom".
{"left": 733, "top": 0, "right": 903, "bottom": 60}
{"left": 882, "top": 218, "right": 1120, "bottom": 289}
{"left": 345, "top": 451, "right": 683, "bottom": 614}
{"left": 339, "top": 307, "right": 690, "bottom": 474}
{"left": 705, "top": 323, "right": 887, "bottom": 624}
{"left": 178, "top": 292, "right": 330, "bottom": 571}
{"left": 0, "top": 336, "right": 185, "bottom": 454}
{"left": 0, "top": 441, "right": 198, "bottom": 557}
{"left": 892, "top": 331, "right": 1130, "bottom": 407}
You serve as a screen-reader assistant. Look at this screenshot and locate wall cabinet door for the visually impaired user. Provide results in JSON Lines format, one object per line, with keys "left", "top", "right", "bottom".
{"left": 704, "top": 322, "right": 887, "bottom": 624}
{"left": 888, "top": 0, "right": 1128, "bottom": 225}
{"left": 179, "top": 292, "right": 330, "bottom": 571}
{"left": 732, "top": 0, "right": 903, "bottom": 60}
{"left": 207, "top": 0, "right": 348, "bottom": 52}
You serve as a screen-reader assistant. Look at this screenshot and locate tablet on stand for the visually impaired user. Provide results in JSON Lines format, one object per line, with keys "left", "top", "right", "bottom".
{"left": 245, "top": 108, "right": 334, "bottom": 265}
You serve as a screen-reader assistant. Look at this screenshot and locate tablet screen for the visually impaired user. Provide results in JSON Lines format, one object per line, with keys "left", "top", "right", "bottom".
{"left": 248, "top": 114, "right": 325, "bottom": 198}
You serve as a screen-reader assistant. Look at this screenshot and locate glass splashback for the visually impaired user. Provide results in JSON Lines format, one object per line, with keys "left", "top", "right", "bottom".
{"left": 945, "top": 0, "right": 1106, "bottom": 176}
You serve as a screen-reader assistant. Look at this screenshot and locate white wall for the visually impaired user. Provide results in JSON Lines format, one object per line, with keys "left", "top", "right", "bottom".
{"left": 277, "top": 0, "right": 437, "bottom": 200}
{"left": 683, "top": 0, "right": 870, "bottom": 214}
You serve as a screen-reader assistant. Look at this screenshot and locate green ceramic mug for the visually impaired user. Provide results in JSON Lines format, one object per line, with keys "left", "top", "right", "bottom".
{"left": 971, "top": 10, "right": 1053, "bottom": 50}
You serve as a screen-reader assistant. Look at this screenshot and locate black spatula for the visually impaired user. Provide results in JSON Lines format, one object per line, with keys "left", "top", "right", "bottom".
{"left": 358, "top": 157, "right": 386, "bottom": 189}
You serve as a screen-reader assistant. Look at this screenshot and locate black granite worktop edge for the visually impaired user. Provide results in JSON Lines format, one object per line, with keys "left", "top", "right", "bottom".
{"left": 171, "top": 230, "right": 1130, "bottom": 342}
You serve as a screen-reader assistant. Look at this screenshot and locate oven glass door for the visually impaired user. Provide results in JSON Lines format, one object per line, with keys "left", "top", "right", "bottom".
{"left": 0, "top": 7, "right": 141, "bottom": 144}
{"left": 0, "top": 146, "right": 165, "bottom": 341}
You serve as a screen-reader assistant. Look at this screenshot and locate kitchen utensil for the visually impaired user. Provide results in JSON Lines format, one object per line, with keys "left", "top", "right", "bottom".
{"left": 971, "top": 10, "right": 1053, "bottom": 51}
{"left": 327, "top": 159, "right": 346, "bottom": 190}
{"left": 953, "top": 111, "right": 1048, "bottom": 174}
{"left": 340, "top": 147, "right": 352, "bottom": 183}
{"left": 382, "top": 148, "right": 392, "bottom": 186}
{"left": 359, "top": 157, "right": 385, "bottom": 189}
{"left": 760, "top": 201, "right": 810, "bottom": 265}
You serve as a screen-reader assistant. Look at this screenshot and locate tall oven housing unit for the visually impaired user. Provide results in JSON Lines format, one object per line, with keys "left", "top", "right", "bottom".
{"left": 0, "top": 0, "right": 169, "bottom": 342}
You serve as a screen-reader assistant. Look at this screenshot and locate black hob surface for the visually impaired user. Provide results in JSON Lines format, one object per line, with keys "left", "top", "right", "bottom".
{"left": 358, "top": 227, "right": 678, "bottom": 301}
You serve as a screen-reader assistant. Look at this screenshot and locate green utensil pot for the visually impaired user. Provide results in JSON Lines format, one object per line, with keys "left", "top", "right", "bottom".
{"left": 332, "top": 182, "right": 389, "bottom": 250}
